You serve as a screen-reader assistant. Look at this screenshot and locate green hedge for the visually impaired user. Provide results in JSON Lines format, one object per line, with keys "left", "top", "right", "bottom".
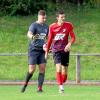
{"left": 0, "top": 0, "right": 100, "bottom": 16}
{"left": 0, "top": 0, "right": 48, "bottom": 15}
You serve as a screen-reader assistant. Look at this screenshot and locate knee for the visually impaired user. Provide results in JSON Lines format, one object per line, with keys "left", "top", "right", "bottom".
{"left": 56, "top": 64, "right": 62, "bottom": 72}
{"left": 39, "top": 64, "right": 45, "bottom": 73}
{"left": 29, "top": 65, "right": 36, "bottom": 73}
{"left": 39, "top": 67, "right": 45, "bottom": 73}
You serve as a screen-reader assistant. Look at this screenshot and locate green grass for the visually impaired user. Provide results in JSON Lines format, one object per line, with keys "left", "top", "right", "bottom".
{"left": 0, "top": 85, "right": 100, "bottom": 100}
{"left": 0, "top": 7, "right": 100, "bottom": 81}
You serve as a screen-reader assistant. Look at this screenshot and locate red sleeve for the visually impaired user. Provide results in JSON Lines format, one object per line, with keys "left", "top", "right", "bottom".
{"left": 47, "top": 25, "right": 54, "bottom": 52}
{"left": 69, "top": 23, "right": 76, "bottom": 44}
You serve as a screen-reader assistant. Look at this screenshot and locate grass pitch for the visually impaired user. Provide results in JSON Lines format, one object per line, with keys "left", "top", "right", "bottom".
{"left": 0, "top": 85, "right": 100, "bottom": 100}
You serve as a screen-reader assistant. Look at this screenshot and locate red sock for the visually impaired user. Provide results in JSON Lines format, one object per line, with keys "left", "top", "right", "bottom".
{"left": 56, "top": 72, "right": 63, "bottom": 85}
{"left": 38, "top": 86, "right": 42, "bottom": 90}
{"left": 62, "top": 74, "right": 67, "bottom": 83}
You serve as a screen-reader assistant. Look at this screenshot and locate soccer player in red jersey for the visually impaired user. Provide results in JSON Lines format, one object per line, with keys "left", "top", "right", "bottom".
{"left": 45, "top": 10, "right": 76, "bottom": 93}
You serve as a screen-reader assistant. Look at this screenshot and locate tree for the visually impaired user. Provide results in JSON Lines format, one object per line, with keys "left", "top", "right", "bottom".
{"left": 77, "top": 0, "right": 84, "bottom": 6}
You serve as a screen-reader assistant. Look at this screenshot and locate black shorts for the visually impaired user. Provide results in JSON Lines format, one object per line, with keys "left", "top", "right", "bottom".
{"left": 28, "top": 49, "right": 46, "bottom": 65}
{"left": 53, "top": 51, "right": 69, "bottom": 66}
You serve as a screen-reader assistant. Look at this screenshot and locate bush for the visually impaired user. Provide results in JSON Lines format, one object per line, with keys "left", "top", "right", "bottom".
{"left": 0, "top": 0, "right": 100, "bottom": 16}
{"left": 0, "top": 0, "right": 48, "bottom": 16}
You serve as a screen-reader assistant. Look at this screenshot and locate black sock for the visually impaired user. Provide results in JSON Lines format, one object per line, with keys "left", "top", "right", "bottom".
{"left": 38, "top": 73, "right": 45, "bottom": 87}
{"left": 24, "top": 72, "right": 33, "bottom": 87}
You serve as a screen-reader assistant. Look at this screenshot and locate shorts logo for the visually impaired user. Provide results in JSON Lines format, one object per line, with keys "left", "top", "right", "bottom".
{"left": 54, "top": 34, "right": 65, "bottom": 40}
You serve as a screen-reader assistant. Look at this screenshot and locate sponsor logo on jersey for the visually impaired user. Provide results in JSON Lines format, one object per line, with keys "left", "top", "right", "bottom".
{"left": 38, "top": 33, "right": 46, "bottom": 39}
{"left": 54, "top": 34, "right": 65, "bottom": 40}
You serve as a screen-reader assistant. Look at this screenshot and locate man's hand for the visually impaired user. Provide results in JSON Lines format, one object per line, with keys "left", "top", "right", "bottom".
{"left": 45, "top": 52, "right": 48, "bottom": 60}
{"left": 43, "top": 43, "right": 47, "bottom": 52}
{"left": 64, "top": 42, "right": 71, "bottom": 52}
{"left": 43, "top": 43, "right": 48, "bottom": 60}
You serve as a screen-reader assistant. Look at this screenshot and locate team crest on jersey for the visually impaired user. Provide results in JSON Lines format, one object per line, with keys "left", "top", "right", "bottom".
{"left": 54, "top": 34, "right": 65, "bottom": 40}
{"left": 44, "top": 29, "right": 48, "bottom": 33}
{"left": 63, "top": 29, "right": 66, "bottom": 33}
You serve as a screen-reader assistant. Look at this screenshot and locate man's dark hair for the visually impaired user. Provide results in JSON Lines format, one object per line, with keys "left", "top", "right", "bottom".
{"left": 56, "top": 9, "right": 65, "bottom": 17}
{"left": 38, "top": 10, "right": 46, "bottom": 16}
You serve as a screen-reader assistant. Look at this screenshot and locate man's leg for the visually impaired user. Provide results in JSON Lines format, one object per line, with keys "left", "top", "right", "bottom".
{"left": 56, "top": 64, "right": 62, "bottom": 85}
{"left": 53, "top": 52, "right": 64, "bottom": 93}
{"left": 56, "top": 64, "right": 64, "bottom": 93}
{"left": 61, "top": 51, "right": 69, "bottom": 83}
{"left": 38, "top": 63, "right": 45, "bottom": 92}
{"left": 61, "top": 66, "right": 68, "bottom": 83}
{"left": 21, "top": 65, "right": 36, "bottom": 92}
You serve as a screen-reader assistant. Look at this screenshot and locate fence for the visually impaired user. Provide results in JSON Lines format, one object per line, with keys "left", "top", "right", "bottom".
{"left": 0, "top": 53, "right": 100, "bottom": 84}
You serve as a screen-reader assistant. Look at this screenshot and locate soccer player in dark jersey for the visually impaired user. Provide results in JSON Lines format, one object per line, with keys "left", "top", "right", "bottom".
{"left": 45, "top": 10, "right": 76, "bottom": 93}
{"left": 21, "top": 10, "right": 49, "bottom": 93}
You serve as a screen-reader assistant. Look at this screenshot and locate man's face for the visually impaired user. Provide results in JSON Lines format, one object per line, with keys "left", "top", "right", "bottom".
{"left": 38, "top": 15, "right": 46, "bottom": 23}
{"left": 57, "top": 14, "right": 65, "bottom": 24}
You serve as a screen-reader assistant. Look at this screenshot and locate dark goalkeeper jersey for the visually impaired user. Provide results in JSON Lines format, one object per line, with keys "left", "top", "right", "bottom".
{"left": 28, "top": 22, "right": 49, "bottom": 51}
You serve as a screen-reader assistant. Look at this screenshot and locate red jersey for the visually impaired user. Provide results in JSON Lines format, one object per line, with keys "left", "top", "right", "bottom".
{"left": 47, "top": 22, "right": 75, "bottom": 52}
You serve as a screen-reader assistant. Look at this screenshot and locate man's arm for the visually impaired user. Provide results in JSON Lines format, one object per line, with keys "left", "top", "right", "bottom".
{"left": 27, "top": 31, "right": 33, "bottom": 39}
{"left": 46, "top": 26, "right": 54, "bottom": 53}
{"left": 64, "top": 29, "right": 76, "bottom": 52}
{"left": 45, "top": 26, "right": 54, "bottom": 59}
{"left": 69, "top": 30, "right": 76, "bottom": 44}
{"left": 27, "top": 31, "right": 39, "bottom": 40}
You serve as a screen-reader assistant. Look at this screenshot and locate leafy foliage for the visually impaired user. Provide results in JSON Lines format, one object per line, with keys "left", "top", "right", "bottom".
{"left": 0, "top": 0, "right": 48, "bottom": 15}
{"left": 0, "top": 0, "right": 100, "bottom": 16}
